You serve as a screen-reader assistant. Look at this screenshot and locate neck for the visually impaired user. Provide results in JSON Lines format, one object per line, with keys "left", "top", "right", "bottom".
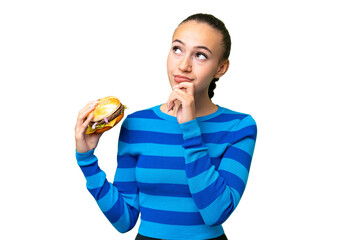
{"left": 193, "top": 91, "right": 218, "bottom": 117}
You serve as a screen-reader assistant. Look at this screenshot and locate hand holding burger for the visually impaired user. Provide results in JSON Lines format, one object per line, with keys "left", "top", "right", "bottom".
{"left": 75, "top": 96, "right": 125, "bottom": 153}
{"left": 86, "top": 96, "right": 125, "bottom": 134}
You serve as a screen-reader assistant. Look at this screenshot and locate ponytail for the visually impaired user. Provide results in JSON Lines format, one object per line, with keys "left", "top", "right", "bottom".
{"left": 208, "top": 78, "right": 219, "bottom": 99}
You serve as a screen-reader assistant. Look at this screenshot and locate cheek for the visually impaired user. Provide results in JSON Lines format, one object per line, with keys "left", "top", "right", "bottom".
{"left": 198, "top": 64, "right": 218, "bottom": 81}
{"left": 167, "top": 54, "right": 175, "bottom": 73}
{"left": 166, "top": 54, "right": 177, "bottom": 87}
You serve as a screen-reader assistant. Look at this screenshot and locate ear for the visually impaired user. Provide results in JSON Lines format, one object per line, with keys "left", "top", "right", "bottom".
{"left": 214, "top": 59, "right": 230, "bottom": 79}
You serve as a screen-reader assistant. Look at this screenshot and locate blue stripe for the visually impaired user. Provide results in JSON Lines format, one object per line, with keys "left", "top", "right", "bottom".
{"left": 232, "top": 138, "right": 256, "bottom": 157}
{"left": 241, "top": 125, "right": 257, "bottom": 141}
{"left": 103, "top": 193, "right": 124, "bottom": 223}
{"left": 202, "top": 125, "right": 257, "bottom": 144}
{"left": 117, "top": 155, "right": 137, "bottom": 168}
{"left": 186, "top": 155, "right": 212, "bottom": 178}
{"left": 186, "top": 144, "right": 225, "bottom": 159}
{"left": 76, "top": 149, "right": 97, "bottom": 166}
{"left": 218, "top": 170, "right": 246, "bottom": 196}
{"left": 184, "top": 148, "right": 208, "bottom": 164}
{"left": 80, "top": 161, "right": 101, "bottom": 177}
{"left": 198, "top": 120, "right": 239, "bottom": 133}
{"left": 138, "top": 220, "right": 224, "bottom": 240}
{"left": 114, "top": 168, "right": 136, "bottom": 182}
{"left": 98, "top": 185, "right": 119, "bottom": 212}
{"left": 138, "top": 182, "right": 191, "bottom": 197}
{"left": 211, "top": 157, "right": 222, "bottom": 169}
{"left": 183, "top": 135, "right": 203, "bottom": 148}
{"left": 192, "top": 177, "right": 226, "bottom": 209}
{"left": 118, "top": 126, "right": 131, "bottom": 142}
{"left": 119, "top": 132, "right": 253, "bottom": 160}
{"left": 112, "top": 202, "right": 139, "bottom": 233}
{"left": 120, "top": 128, "right": 183, "bottom": 144}
{"left": 239, "top": 115, "right": 257, "bottom": 129}
{"left": 224, "top": 147, "right": 252, "bottom": 171}
{"left": 125, "top": 116, "right": 251, "bottom": 135}
{"left": 228, "top": 186, "right": 241, "bottom": 207}
{"left": 123, "top": 118, "right": 181, "bottom": 134}
{"left": 88, "top": 180, "right": 111, "bottom": 200}
{"left": 139, "top": 192, "right": 197, "bottom": 212}
{"left": 200, "top": 190, "right": 234, "bottom": 225}
{"left": 137, "top": 155, "right": 185, "bottom": 170}
{"left": 187, "top": 166, "right": 218, "bottom": 194}
{"left": 203, "top": 113, "right": 248, "bottom": 122}
{"left": 203, "top": 131, "right": 232, "bottom": 144}
{"left": 218, "top": 158, "right": 249, "bottom": 185}
{"left": 85, "top": 171, "right": 106, "bottom": 189}
{"left": 127, "top": 109, "right": 163, "bottom": 120}
{"left": 112, "top": 211, "right": 131, "bottom": 233}
{"left": 140, "top": 206, "right": 204, "bottom": 225}
{"left": 211, "top": 194, "right": 235, "bottom": 226}
{"left": 136, "top": 168, "right": 187, "bottom": 185}
{"left": 113, "top": 181, "right": 138, "bottom": 194}
{"left": 180, "top": 120, "right": 201, "bottom": 140}
{"left": 124, "top": 142, "right": 184, "bottom": 157}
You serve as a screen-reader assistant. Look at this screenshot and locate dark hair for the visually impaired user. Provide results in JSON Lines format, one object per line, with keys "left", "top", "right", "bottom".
{"left": 180, "top": 13, "right": 231, "bottom": 99}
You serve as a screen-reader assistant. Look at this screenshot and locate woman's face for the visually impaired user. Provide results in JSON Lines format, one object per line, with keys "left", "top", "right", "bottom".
{"left": 167, "top": 20, "right": 226, "bottom": 97}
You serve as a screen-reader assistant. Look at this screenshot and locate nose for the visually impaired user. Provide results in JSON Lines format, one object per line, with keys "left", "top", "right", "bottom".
{"left": 179, "top": 55, "right": 192, "bottom": 72}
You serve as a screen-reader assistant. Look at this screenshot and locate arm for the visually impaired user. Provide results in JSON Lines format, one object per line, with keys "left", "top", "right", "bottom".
{"left": 180, "top": 115, "right": 257, "bottom": 226}
{"left": 76, "top": 117, "right": 139, "bottom": 233}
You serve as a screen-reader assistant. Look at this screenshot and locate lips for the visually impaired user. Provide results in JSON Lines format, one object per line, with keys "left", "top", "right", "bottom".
{"left": 174, "top": 75, "right": 193, "bottom": 83}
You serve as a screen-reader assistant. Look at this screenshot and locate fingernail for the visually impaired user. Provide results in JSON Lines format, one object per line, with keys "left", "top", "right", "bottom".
{"left": 88, "top": 112, "right": 94, "bottom": 119}
{"left": 167, "top": 103, "right": 173, "bottom": 113}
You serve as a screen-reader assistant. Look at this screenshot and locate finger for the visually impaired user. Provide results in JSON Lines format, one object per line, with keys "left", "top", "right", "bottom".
{"left": 78, "top": 112, "right": 94, "bottom": 135}
{"left": 167, "top": 89, "right": 191, "bottom": 112}
{"left": 82, "top": 112, "right": 94, "bottom": 128}
{"left": 76, "top": 101, "right": 97, "bottom": 131}
{"left": 167, "top": 90, "right": 179, "bottom": 112}
{"left": 77, "top": 101, "right": 98, "bottom": 122}
{"left": 76, "top": 111, "right": 95, "bottom": 136}
{"left": 172, "top": 88, "right": 192, "bottom": 100}
{"left": 167, "top": 93, "right": 176, "bottom": 112}
{"left": 174, "top": 82, "right": 195, "bottom": 95}
{"left": 79, "top": 100, "right": 98, "bottom": 116}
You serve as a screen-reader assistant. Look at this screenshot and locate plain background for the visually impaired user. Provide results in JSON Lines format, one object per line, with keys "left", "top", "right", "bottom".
{"left": 1, "top": 0, "right": 359, "bottom": 239}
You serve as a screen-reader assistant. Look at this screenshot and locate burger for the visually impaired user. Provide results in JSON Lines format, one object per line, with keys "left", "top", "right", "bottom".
{"left": 86, "top": 96, "right": 125, "bottom": 134}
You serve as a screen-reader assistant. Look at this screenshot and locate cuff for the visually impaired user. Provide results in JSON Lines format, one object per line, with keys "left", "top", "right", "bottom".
{"left": 179, "top": 119, "right": 202, "bottom": 141}
{"left": 76, "top": 149, "right": 97, "bottom": 166}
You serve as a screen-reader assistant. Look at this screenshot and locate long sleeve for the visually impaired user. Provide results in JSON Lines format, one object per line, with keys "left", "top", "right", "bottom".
{"left": 76, "top": 106, "right": 257, "bottom": 239}
{"left": 180, "top": 114, "right": 257, "bottom": 226}
{"left": 76, "top": 119, "right": 139, "bottom": 233}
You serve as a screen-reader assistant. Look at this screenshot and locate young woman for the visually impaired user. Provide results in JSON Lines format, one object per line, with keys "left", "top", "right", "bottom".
{"left": 75, "top": 13, "right": 257, "bottom": 240}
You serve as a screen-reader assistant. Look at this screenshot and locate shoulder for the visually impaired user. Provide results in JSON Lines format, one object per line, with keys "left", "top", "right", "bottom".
{"left": 207, "top": 107, "right": 256, "bottom": 126}
{"left": 121, "top": 105, "right": 163, "bottom": 129}
{"left": 212, "top": 107, "right": 257, "bottom": 139}
{"left": 126, "top": 105, "right": 162, "bottom": 120}
{"left": 223, "top": 108, "right": 257, "bottom": 141}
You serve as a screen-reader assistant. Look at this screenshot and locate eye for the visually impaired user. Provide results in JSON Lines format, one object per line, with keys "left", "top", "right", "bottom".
{"left": 196, "top": 52, "right": 207, "bottom": 60}
{"left": 172, "top": 46, "right": 182, "bottom": 54}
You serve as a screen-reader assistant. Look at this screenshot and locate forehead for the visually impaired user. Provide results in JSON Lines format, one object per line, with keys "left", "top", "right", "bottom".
{"left": 173, "top": 21, "right": 223, "bottom": 53}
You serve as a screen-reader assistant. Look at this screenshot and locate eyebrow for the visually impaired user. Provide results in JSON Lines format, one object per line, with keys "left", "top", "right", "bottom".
{"left": 173, "top": 39, "right": 213, "bottom": 54}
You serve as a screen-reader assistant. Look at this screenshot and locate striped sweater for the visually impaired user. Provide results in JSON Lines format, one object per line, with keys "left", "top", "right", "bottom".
{"left": 76, "top": 105, "right": 257, "bottom": 240}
